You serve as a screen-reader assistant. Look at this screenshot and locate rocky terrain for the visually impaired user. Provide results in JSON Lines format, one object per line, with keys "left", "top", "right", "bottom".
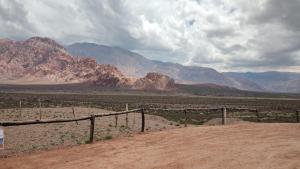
{"left": 67, "top": 43, "right": 300, "bottom": 93}
{"left": 133, "top": 72, "right": 176, "bottom": 90}
{"left": 0, "top": 37, "right": 175, "bottom": 90}
{"left": 67, "top": 43, "right": 262, "bottom": 91}
{"left": 2, "top": 37, "right": 299, "bottom": 93}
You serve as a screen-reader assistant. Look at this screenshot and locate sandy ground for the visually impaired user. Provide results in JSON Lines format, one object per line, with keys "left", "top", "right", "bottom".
{"left": 0, "top": 107, "right": 181, "bottom": 156}
{"left": 0, "top": 123, "right": 299, "bottom": 169}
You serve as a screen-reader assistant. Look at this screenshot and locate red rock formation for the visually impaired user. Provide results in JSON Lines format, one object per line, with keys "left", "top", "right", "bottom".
{"left": 134, "top": 72, "right": 175, "bottom": 90}
{"left": 0, "top": 37, "right": 174, "bottom": 90}
{"left": 0, "top": 37, "right": 132, "bottom": 86}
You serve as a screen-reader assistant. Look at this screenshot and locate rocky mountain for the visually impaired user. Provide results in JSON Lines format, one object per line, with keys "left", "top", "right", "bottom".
{"left": 225, "top": 72, "right": 300, "bottom": 93}
{"left": 0, "top": 37, "right": 175, "bottom": 90}
{"left": 2, "top": 37, "right": 299, "bottom": 93}
{"left": 133, "top": 72, "right": 176, "bottom": 90}
{"left": 67, "top": 43, "right": 300, "bottom": 93}
{"left": 67, "top": 43, "right": 263, "bottom": 91}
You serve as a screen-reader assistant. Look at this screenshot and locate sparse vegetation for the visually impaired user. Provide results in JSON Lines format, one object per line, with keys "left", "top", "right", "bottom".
{"left": 0, "top": 91, "right": 299, "bottom": 157}
{"left": 103, "top": 135, "right": 113, "bottom": 140}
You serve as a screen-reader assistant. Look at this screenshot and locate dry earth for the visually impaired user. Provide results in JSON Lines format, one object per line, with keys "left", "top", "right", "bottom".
{"left": 0, "top": 123, "right": 299, "bottom": 169}
{"left": 0, "top": 107, "right": 181, "bottom": 156}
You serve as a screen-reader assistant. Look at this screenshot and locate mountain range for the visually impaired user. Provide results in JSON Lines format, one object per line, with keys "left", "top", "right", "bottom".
{"left": 67, "top": 43, "right": 300, "bottom": 93}
{"left": 0, "top": 37, "right": 299, "bottom": 93}
{"left": 225, "top": 72, "right": 300, "bottom": 93}
{"left": 0, "top": 37, "right": 175, "bottom": 91}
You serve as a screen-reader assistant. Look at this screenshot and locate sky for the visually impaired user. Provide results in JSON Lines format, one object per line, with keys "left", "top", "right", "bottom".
{"left": 0, "top": 0, "right": 300, "bottom": 72}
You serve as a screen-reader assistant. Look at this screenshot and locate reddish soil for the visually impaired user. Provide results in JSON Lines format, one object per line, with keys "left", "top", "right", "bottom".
{"left": 0, "top": 123, "right": 300, "bottom": 169}
{"left": 0, "top": 107, "right": 181, "bottom": 156}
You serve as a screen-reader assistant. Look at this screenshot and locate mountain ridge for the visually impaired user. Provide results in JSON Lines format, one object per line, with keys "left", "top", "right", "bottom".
{"left": 0, "top": 37, "right": 175, "bottom": 91}
{"left": 67, "top": 42, "right": 264, "bottom": 92}
{"left": 225, "top": 72, "right": 300, "bottom": 93}
{"left": 67, "top": 42, "right": 300, "bottom": 93}
{"left": 1, "top": 37, "right": 299, "bottom": 93}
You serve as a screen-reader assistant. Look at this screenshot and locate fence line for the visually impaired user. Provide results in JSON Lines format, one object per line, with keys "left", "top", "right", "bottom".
{"left": 0, "top": 108, "right": 144, "bottom": 143}
{"left": 0, "top": 106, "right": 299, "bottom": 144}
{"left": 148, "top": 107, "right": 257, "bottom": 112}
{"left": 148, "top": 107, "right": 300, "bottom": 125}
{"left": 148, "top": 107, "right": 258, "bottom": 125}
{"left": 148, "top": 107, "right": 221, "bottom": 111}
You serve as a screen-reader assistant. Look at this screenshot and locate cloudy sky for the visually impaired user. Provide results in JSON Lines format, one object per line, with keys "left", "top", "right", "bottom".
{"left": 0, "top": 0, "right": 300, "bottom": 72}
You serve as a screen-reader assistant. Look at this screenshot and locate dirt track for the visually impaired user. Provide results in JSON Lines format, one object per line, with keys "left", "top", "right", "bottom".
{"left": 1, "top": 123, "right": 300, "bottom": 169}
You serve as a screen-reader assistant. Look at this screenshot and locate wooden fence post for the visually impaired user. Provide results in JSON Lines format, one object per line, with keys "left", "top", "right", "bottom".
{"left": 296, "top": 110, "right": 299, "bottom": 123}
{"left": 115, "top": 115, "right": 118, "bottom": 127}
{"left": 184, "top": 110, "right": 188, "bottom": 127}
{"left": 141, "top": 108, "right": 145, "bottom": 132}
{"left": 222, "top": 107, "right": 227, "bottom": 125}
{"left": 39, "top": 99, "right": 42, "bottom": 120}
{"left": 125, "top": 104, "right": 129, "bottom": 127}
{"left": 89, "top": 115, "right": 95, "bottom": 143}
{"left": 256, "top": 109, "right": 260, "bottom": 122}
{"left": 19, "top": 100, "right": 22, "bottom": 120}
{"left": 72, "top": 106, "right": 78, "bottom": 125}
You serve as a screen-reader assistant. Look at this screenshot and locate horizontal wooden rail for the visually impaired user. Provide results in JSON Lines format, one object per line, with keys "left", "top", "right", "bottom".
{"left": 186, "top": 108, "right": 222, "bottom": 111}
{"left": 226, "top": 108, "right": 258, "bottom": 112}
{"left": 147, "top": 107, "right": 262, "bottom": 126}
{"left": 94, "top": 108, "right": 142, "bottom": 118}
{"left": 230, "top": 115, "right": 258, "bottom": 118}
{"left": 148, "top": 108, "right": 222, "bottom": 111}
{"left": 0, "top": 116, "right": 91, "bottom": 126}
{"left": 0, "top": 108, "right": 142, "bottom": 127}
{"left": 0, "top": 108, "right": 144, "bottom": 143}
{"left": 147, "top": 107, "right": 257, "bottom": 112}
{"left": 147, "top": 108, "right": 186, "bottom": 111}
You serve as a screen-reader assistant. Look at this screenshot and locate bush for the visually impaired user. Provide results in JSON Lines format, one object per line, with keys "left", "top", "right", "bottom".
{"left": 104, "top": 135, "right": 112, "bottom": 140}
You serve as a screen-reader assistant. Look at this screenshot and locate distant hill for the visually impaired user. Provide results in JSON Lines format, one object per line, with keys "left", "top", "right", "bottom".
{"left": 225, "top": 72, "right": 300, "bottom": 93}
{"left": 67, "top": 43, "right": 300, "bottom": 93}
{"left": 1, "top": 83, "right": 299, "bottom": 98}
{"left": 67, "top": 43, "right": 262, "bottom": 91}
{"left": 176, "top": 83, "right": 289, "bottom": 97}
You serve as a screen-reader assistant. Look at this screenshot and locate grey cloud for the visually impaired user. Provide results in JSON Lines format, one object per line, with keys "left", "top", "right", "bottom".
{"left": 0, "top": 0, "right": 35, "bottom": 39}
{"left": 71, "top": 0, "right": 137, "bottom": 47}
{"left": 250, "top": 0, "right": 300, "bottom": 31}
{"left": 0, "top": 0, "right": 299, "bottom": 72}
{"left": 205, "top": 27, "right": 237, "bottom": 39}
{"left": 77, "top": 0, "right": 173, "bottom": 52}
{"left": 230, "top": 42, "right": 300, "bottom": 70}
{"left": 220, "top": 44, "right": 246, "bottom": 55}
{"left": 227, "top": 0, "right": 300, "bottom": 71}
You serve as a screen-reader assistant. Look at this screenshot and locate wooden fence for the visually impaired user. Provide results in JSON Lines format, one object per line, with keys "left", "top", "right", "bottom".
{"left": 148, "top": 107, "right": 258, "bottom": 126}
{"left": 0, "top": 108, "right": 145, "bottom": 143}
{"left": 148, "top": 107, "right": 300, "bottom": 125}
{"left": 0, "top": 106, "right": 299, "bottom": 144}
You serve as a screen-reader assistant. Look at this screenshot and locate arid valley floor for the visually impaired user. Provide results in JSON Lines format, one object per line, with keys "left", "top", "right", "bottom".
{"left": 1, "top": 123, "right": 299, "bottom": 169}
{"left": 0, "top": 92, "right": 300, "bottom": 169}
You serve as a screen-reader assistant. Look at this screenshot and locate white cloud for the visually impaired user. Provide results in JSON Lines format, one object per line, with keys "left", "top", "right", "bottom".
{"left": 0, "top": 0, "right": 299, "bottom": 72}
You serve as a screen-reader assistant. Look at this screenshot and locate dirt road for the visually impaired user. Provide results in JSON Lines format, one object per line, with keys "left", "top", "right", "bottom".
{"left": 1, "top": 123, "right": 299, "bottom": 169}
